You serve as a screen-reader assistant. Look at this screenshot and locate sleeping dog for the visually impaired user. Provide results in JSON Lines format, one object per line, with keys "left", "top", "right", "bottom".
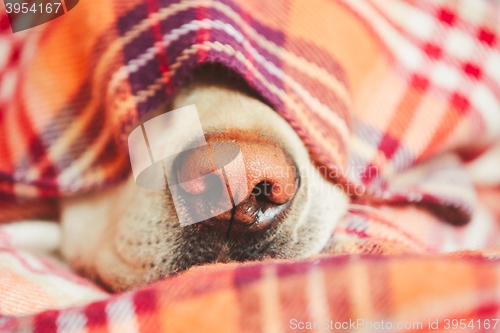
{"left": 10, "top": 0, "right": 496, "bottom": 294}
{"left": 59, "top": 66, "right": 349, "bottom": 291}
{"left": 58, "top": 62, "right": 500, "bottom": 292}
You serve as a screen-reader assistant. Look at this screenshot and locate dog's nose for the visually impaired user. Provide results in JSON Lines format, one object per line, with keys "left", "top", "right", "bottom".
{"left": 176, "top": 132, "right": 299, "bottom": 233}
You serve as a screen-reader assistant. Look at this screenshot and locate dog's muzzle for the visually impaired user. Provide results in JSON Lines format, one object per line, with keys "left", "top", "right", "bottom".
{"left": 175, "top": 131, "right": 300, "bottom": 235}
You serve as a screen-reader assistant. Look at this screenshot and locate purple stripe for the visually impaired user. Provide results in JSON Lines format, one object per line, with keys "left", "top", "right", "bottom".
{"left": 158, "top": 6, "right": 198, "bottom": 34}
{"left": 118, "top": 0, "right": 290, "bottom": 117}
{"left": 117, "top": 3, "right": 149, "bottom": 39}
{"left": 128, "top": 27, "right": 288, "bottom": 120}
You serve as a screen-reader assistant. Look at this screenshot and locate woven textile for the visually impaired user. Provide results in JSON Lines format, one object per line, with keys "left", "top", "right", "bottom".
{"left": 3, "top": 255, "right": 500, "bottom": 333}
{"left": 1, "top": 0, "right": 498, "bottom": 221}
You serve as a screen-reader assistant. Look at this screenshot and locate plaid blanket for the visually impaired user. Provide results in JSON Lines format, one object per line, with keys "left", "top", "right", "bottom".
{"left": 2, "top": 255, "right": 500, "bottom": 333}
{"left": 0, "top": 250, "right": 500, "bottom": 333}
{"left": 1, "top": 0, "right": 500, "bottom": 331}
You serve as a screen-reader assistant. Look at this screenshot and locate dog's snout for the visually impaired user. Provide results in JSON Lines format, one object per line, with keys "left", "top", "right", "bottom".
{"left": 176, "top": 131, "right": 299, "bottom": 233}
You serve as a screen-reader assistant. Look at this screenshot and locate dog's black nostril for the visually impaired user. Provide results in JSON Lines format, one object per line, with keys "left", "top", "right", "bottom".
{"left": 252, "top": 181, "right": 274, "bottom": 202}
{"left": 237, "top": 193, "right": 294, "bottom": 231}
{"left": 227, "top": 179, "right": 297, "bottom": 233}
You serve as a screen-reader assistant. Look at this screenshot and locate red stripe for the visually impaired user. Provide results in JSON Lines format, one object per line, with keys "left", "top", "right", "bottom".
{"left": 33, "top": 310, "right": 59, "bottom": 333}
{"left": 0, "top": 105, "right": 13, "bottom": 176}
{"left": 146, "top": 0, "right": 172, "bottom": 94}
{"left": 239, "top": 10, "right": 255, "bottom": 85}
{"left": 134, "top": 289, "right": 162, "bottom": 332}
{"left": 276, "top": 264, "right": 310, "bottom": 326}
{"left": 84, "top": 301, "right": 108, "bottom": 328}
{"left": 195, "top": 6, "right": 210, "bottom": 63}
{"left": 478, "top": 27, "right": 497, "bottom": 47}
{"left": 234, "top": 265, "right": 263, "bottom": 332}
{"left": 376, "top": 81, "right": 425, "bottom": 161}
{"left": 368, "top": 0, "right": 500, "bottom": 101}
{"left": 324, "top": 259, "right": 354, "bottom": 323}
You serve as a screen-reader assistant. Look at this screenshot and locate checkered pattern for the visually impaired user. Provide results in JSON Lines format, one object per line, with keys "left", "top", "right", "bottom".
{"left": 0, "top": 0, "right": 498, "bottom": 224}
{"left": 348, "top": 0, "right": 500, "bottom": 162}
{"left": 0, "top": 231, "right": 108, "bottom": 316}
{"left": 1, "top": 0, "right": 500, "bottom": 331}
{"left": 0, "top": 12, "right": 38, "bottom": 197}
{"left": 3, "top": 255, "right": 500, "bottom": 333}
{"left": 330, "top": 0, "right": 500, "bottom": 252}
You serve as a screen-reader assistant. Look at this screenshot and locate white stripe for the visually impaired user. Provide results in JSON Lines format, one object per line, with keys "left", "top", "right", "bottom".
{"left": 17, "top": 318, "right": 34, "bottom": 333}
{"left": 114, "top": 0, "right": 351, "bottom": 108}
{"left": 470, "top": 83, "right": 500, "bottom": 142}
{"left": 342, "top": 0, "right": 500, "bottom": 149}
{"left": 106, "top": 297, "right": 140, "bottom": 333}
{"left": 371, "top": 0, "right": 437, "bottom": 40}
{"left": 57, "top": 310, "right": 88, "bottom": 333}
{"left": 306, "top": 267, "right": 330, "bottom": 331}
{"left": 119, "top": 0, "right": 203, "bottom": 45}
{"left": 457, "top": 0, "right": 490, "bottom": 29}
{"left": 347, "top": 256, "right": 374, "bottom": 333}
{"left": 111, "top": 41, "right": 350, "bottom": 151}
{"left": 259, "top": 265, "right": 284, "bottom": 333}
{"left": 108, "top": 19, "right": 350, "bottom": 142}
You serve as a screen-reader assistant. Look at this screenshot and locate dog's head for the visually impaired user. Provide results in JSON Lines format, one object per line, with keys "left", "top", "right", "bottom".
{"left": 60, "top": 67, "right": 349, "bottom": 291}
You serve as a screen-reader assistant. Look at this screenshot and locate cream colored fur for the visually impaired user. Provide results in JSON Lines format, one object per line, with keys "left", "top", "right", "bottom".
{"left": 60, "top": 77, "right": 349, "bottom": 291}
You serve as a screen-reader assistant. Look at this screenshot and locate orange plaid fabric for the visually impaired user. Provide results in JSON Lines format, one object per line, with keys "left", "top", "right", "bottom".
{"left": 3, "top": 255, "right": 500, "bottom": 333}
{"left": 0, "top": 0, "right": 500, "bottom": 332}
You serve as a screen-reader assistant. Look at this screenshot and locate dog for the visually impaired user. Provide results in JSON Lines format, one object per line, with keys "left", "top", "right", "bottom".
{"left": 59, "top": 65, "right": 350, "bottom": 292}
{"left": 58, "top": 60, "right": 500, "bottom": 291}
{"left": 3, "top": 0, "right": 499, "bottom": 297}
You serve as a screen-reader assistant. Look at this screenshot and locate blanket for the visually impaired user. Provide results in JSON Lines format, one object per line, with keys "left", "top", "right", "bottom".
{"left": 2, "top": 255, "right": 500, "bottom": 333}
{"left": 1, "top": 0, "right": 500, "bottom": 331}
